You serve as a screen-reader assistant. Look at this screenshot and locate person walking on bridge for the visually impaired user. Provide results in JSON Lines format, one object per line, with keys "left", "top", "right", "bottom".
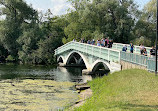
{"left": 91, "top": 39, "right": 95, "bottom": 45}
{"left": 105, "top": 37, "right": 109, "bottom": 47}
{"left": 130, "top": 43, "right": 134, "bottom": 53}
{"left": 97, "top": 39, "right": 101, "bottom": 46}
{"left": 140, "top": 44, "right": 145, "bottom": 55}
{"left": 150, "top": 46, "right": 155, "bottom": 58}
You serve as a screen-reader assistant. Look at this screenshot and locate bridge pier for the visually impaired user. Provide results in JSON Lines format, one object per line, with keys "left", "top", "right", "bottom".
{"left": 82, "top": 69, "right": 92, "bottom": 74}
{"left": 58, "top": 63, "right": 66, "bottom": 67}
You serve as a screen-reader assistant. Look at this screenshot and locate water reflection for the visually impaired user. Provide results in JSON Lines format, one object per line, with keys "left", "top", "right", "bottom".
{"left": 0, "top": 64, "right": 109, "bottom": 82}
{"left": 0, "top": 64, "right": 84, "bottom": 82}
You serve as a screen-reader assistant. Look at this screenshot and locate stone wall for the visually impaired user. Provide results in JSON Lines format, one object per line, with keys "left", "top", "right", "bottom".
{"left": 120, "top": 60, "right": 147, "bottom": 70}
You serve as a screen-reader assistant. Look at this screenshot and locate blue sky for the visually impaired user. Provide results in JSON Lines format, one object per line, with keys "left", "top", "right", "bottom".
{"left": 25, "top": 0, "right": 150, "bottom": 15}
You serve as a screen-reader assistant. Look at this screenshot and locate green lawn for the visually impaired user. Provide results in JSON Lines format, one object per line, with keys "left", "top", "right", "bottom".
{"left": 74, "top": 69, "right": 158, "bottom": 111}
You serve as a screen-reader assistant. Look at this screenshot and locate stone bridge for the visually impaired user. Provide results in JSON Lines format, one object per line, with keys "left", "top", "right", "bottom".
{"left": 55, "top": 41, "right": 157, "bottom": 74}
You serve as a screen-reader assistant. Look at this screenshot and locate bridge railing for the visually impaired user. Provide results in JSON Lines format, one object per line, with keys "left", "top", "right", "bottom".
{"left": 55, "top": 41, "right": 121, "bottom": 63}
{"left": 121, "top": 51, "right": 149, "bottom": 67}
{"left": 55, "top": 42, "right": 73, "bottom": 55}
{"left": 147, "top": 58, "right": 158, "bottom": 72}
{"left": 121, "top": 51, "right": 158, "bottom": 72}
{"left": 113, "top": 43, "right": 151, "bottom": 56}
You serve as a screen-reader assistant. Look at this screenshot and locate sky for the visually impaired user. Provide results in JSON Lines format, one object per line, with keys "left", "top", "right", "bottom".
{"left": 25, "top": 0, "right": 151, "bottom": 16}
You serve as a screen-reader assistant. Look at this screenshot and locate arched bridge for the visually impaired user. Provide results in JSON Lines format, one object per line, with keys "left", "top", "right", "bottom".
{"left": 55, "top": 42, "right": 157, "bottom": 74}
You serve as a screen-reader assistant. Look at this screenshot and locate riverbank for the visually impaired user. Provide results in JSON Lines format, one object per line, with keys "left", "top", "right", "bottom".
{"left": 73, "top": 69, "right": 158, "bottom": 111}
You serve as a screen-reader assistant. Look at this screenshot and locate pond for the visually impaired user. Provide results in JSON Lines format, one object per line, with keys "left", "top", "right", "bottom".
{"left": 0, "top": 64, "right": 92, "bottom": 111}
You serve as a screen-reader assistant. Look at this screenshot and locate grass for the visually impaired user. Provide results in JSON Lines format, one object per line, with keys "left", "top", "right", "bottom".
{"left": 74, "top": 69, "right": 158, "bottom": 111}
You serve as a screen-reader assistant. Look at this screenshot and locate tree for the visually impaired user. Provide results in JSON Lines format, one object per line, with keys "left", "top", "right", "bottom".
{"left": 30, "top": 16, "right": 68, "bottom": 64}
{"left": 0, "top": 0, "right": 38, "bottom": 60}
{"left": 133, "top": 0, "right": 156, "bottom": 46}
{"left": 64, "top": 0, "right": 139, "bottom": 43}
{"left": 144, "top": 0, "right": 156, "bottom": 23}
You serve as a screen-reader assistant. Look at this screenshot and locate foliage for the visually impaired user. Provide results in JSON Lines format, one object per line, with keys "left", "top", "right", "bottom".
{"left": 0, "top": 0, "right": 37, "bottom": 59}
{"left": 131, "top": 36, "right": 151, "bottom": 47}
{"left": 132, "top": 0, "right": 156, "bottom": 46}
{"left": 0, "top": 0, "right": 155, "bottom": 64}
{"left": 6, "top": 55, "right": 15, "bottom": 62}
{"left": 64, "top": 0, "right": 139, "bottom": 43}
{"left": 74, "top": 69, "right": 158, "bottom": 111}
{"left": 0, "top": 0, "right": 67, "bottom": 64}
{"left": 144, "top": 0, "right": 156, "bottom": 23}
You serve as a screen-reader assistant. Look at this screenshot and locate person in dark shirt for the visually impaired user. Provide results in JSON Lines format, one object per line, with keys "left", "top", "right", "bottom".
{"left": 87, "top": 40, "right": 91, "bottom": 44}
{"left": 122, "top": 45, "right": 127, "bottom": 52}
{"left": 130, "top": 43, "right": 134, "bottom": 53}
{"left": 91, "top": 39, "right": 95, "bottom": 45}
{"left": 150, "top": 46, "right": 155, "bottom": 58}
{"left": 143, "top": 48, "right": 147, "bottom": 56}
{"left": 108, "top": 40, "right": 113, "bottom": 48}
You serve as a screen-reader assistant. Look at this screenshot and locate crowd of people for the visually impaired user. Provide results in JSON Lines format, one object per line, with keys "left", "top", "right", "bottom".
{"left": 73, "top": 38, "right": 156, "bottom": 58}
{"left": 122, "top": 43, "right": 156, "bottom": 57}
{"left": 73, "top": 38, "right": 114, "bottom": 48}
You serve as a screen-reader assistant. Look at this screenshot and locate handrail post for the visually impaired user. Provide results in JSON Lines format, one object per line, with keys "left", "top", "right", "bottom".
{"left": 116, "top": 44, "right": 118, "bottom": 50}
{"left": 92, "top": 46, "right": 94, "bottom": 56}
{"left": 108, "top": 49, "right": 110, "bottom": 61}
{"left": 86, "top": 44, "right": 88, "bottom": 54}
{"left": 100, "top": 46, "right": 101, "bottom": 58}
{"left": 119, "top": 51, "right": 121, "bottom": 63}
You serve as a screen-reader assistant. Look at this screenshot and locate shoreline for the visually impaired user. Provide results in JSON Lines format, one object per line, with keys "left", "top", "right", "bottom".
{"left": 68, "top": 83, "right": 93, "bottom": 110}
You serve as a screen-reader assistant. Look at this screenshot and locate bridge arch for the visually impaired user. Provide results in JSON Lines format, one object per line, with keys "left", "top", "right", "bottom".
{"left": 57, "top": 56, "right": 65, "bottom": 63}
{"left": 65, "top": 51, "right": 90, "bottom": 69}
{"left": 91, "top": 60, "right": 111, "bottom": 73}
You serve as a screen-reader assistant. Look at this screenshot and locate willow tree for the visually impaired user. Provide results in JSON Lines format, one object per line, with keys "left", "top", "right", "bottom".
{"left": 0, "top": 0, "right": 38, "bottom": 60}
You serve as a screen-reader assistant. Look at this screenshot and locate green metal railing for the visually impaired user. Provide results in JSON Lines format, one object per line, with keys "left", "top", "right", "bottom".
{"left": 121, "top": 51, "right": 149, "bottom": 67}
{"left": 113, "top": 43, "right": 151, "bottom": 56}
{"left": 147, "top": 58, "right": 158, "bottom": 72}
{"left": 55, "top": 41, "right": 157, "bottom": 72}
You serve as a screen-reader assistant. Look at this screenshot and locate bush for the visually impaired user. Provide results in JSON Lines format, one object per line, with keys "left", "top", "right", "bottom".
{"left": 6, "top": 55, "right": 15, "bottom": 62}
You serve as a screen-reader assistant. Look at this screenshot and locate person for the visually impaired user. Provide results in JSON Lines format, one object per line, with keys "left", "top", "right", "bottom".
{"left": 143, "top": 48, "right": 147, "bottom": 56}
{"left": 108, "top": 40, "right": 113, "bottom": 48}
{"left": 130, "top": 43, "right": 134, "bottom": 53}
{"left": 87, "top": 40, "right": 91, "bottom": 44}
{"left": 91, "top": 39, "right": 95, "bottom": 45}
{"left": 79, "top": 38, "right": 83, "bottom": 43}
{"left": 150, "top": 46, "right": 155, "bottom": 58}
{"left": 73, "top": 39, "right": 76, "bottom": 42}
{"left": 105, "top": 37, "right": 109, "bottom": 47}
{"left": 101, "top": 38, "right": 105, "bottom": 47}
{"left": 140, "top": 44, "right": 145, "bottom": 55}
{"left": 97, "top": 39, "right": 101, "bottom": 46}
{"left": 122, "top": 45, "right": 127, "bottom": 52}
{"left": 105, "top": 38, "right": 107, "bottom": 47}
{"left": 82, "top": 38, "right": 85, "bottom": 43}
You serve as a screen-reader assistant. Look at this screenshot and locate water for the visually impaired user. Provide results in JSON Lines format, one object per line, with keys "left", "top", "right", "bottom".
{"left": 0, "top": 63, "right": 92, "bottom": 111}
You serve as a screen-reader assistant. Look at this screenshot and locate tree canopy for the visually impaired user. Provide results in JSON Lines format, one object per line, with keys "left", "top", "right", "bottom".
{"left": 0, "top": 0, "right": 156, "bottom": 64}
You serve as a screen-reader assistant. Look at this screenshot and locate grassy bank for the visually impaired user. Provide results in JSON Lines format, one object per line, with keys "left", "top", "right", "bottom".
{"left": 74, "top": 69, "right": 158, "bottom": 111}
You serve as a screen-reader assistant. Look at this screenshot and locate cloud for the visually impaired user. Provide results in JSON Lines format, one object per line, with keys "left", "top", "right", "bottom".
{"left": 50, "top": 0, "right": 73, "bottom": 15}
{"left": 25, "top": 0, "right": 73, "bottom": 15}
